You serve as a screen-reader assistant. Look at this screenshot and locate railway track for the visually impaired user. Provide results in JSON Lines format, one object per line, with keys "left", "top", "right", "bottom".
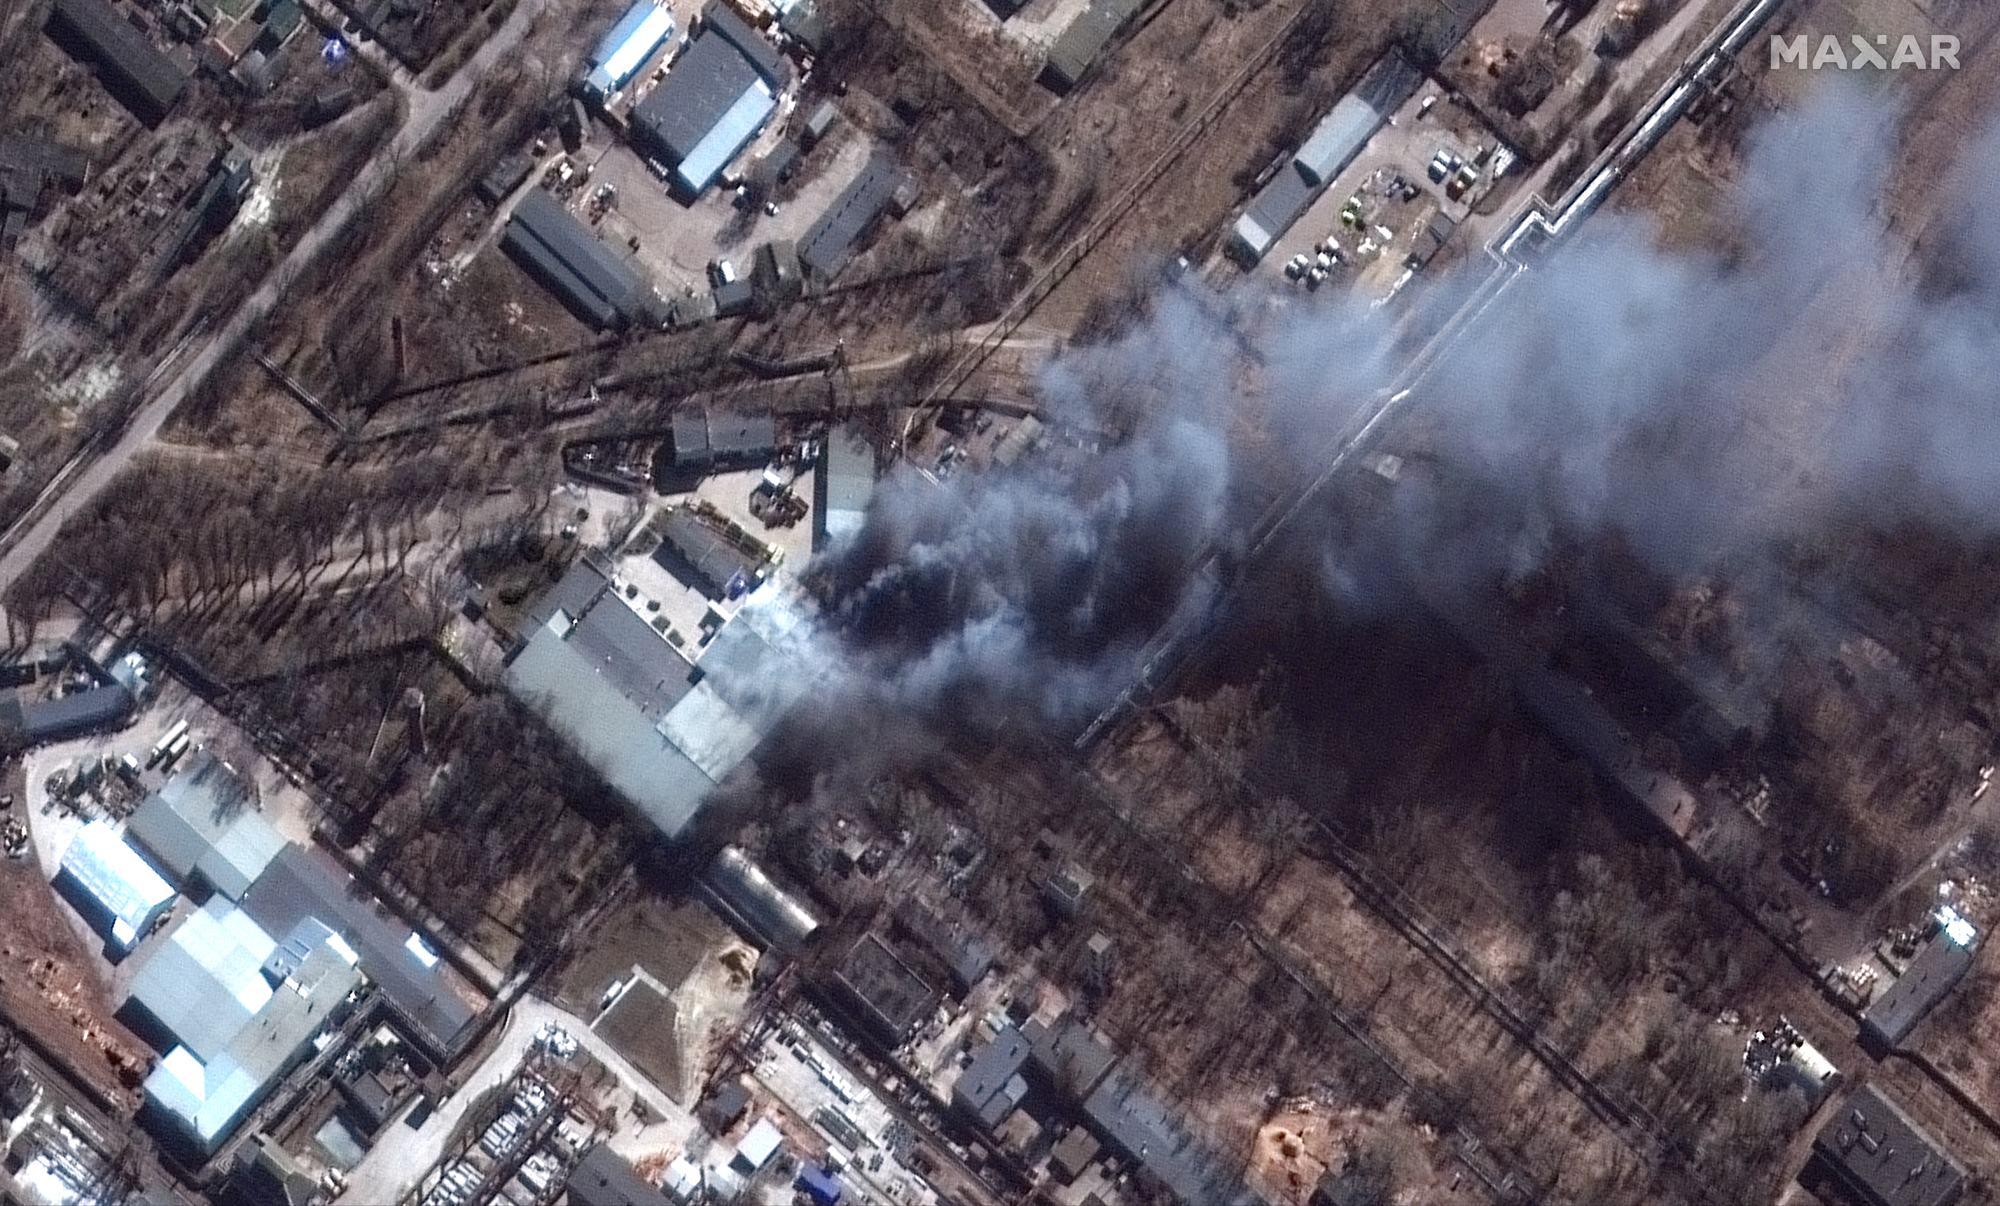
{"left": 903, "top": 0, "right": 1333, "bottom": 439}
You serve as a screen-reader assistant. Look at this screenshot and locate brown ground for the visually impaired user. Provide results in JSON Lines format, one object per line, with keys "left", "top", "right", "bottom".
{"left": 551, "top": 888, "right": 736, "bottom": 1014}
{"left": 0, "top": 832, "right": 149, "bottom": 1112}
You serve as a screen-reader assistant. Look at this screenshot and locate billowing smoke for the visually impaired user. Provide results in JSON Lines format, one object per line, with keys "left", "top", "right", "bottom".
{"left": 811, "top": 79, "right": 2000, "bottom": 735}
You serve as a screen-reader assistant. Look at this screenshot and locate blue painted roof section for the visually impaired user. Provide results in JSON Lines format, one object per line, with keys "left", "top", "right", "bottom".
{"left": 588, "top": 2, "right": 674, "bottom": 95}
{"left": 674, "top": 77, "right": 774, "bottom": 194}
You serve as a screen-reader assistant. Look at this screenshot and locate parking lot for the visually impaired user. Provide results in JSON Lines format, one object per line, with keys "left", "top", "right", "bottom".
{"left": 579, "top": 117, "right": 875, "bottom": 302}
{"left": 1259, "top": 84, "right": 1510, "bottom": 297}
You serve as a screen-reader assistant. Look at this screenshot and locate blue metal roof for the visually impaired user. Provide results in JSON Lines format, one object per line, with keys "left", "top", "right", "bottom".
{"left": 797, "top": 1164, "right": 842, "bottom": 1206}
{"left": 586, "top": 1, "right": 674, "bottom": 97}
{"left": 674, "top": 77, "right": 774, "bottom": 195}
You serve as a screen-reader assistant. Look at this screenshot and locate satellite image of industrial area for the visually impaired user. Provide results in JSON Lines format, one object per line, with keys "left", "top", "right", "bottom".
{"left": 2, "top": 0, "right": 2000, "bottom": 1201}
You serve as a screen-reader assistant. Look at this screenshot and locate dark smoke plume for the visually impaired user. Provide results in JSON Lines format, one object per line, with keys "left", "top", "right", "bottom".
{"left": 812, "top": 81, "right": 2000, "bottom": 734}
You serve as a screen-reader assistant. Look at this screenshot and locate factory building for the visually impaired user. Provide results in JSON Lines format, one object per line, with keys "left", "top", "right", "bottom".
{"left": 1228, "top": 52, "right": 1424, "bottom": 264}
{"left": 54, "top": 820, "right": 175, "bottom": 957}
{"left": 45, "top": 0, "right": 188, "bottom": 125}
{"left": 701, "top": 845, "right": 821, "bottom": 950}
{"left": 797, "top": 154, "right": 914, "bottom": 280}
{"left": 656, "top": 502, "right": 780, "bottom": 600}
{"left": 1083, "top": 1070, "right": 1251, "bottom": 1204}
{"left": 813, "top": 423, "right": 875, "bottom": 552}
{"left": 592, "top": 969, "right": 690, "bottom": 1104}
{"left": 0, "top": 682, "right": 135, "bottom": 746}
{"left": 951, "top": 1025, "right": 1032, "bottom": 1131}
{"left": 1862, "top": 905, "right": 1979, "bottom": 1050}
{"left": 502, "top": 188, "right": 657, "bottom": 330}
{"left": 1806, "top": 1084, "right": 1966, "bottom": 1206}
{"left": 504, "top": 560, "right": 820, "bottom": 842}
{"left": 667, "top": 409, "right": 777, "bottom": 470}
{"left": 568, "top": 1144, "right": 673, "bottom": 1206}
{"left": 828, "top": 933, "right": 938, "bottom": 1047}
{"left": 122, "top": 901, "right": 361, "bottom": 1154}
{"left": 124, "top": 751, "right": 284, "bottom": 901}
{"left": 240, "top": 843, "right": 476, "bottom": 1058}
{"left": 1041, "top": 0, "right": 1145, "bottom": 93}
{"left": 629, "top": 6, "right": 786, "bottom": 198}
{"left": 581, "top": 0, "right": 676, "bottom": 102}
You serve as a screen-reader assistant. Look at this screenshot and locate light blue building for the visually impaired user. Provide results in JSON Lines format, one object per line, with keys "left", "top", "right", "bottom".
{"left": 582, "top": 0, "right": 676, "bottom": 101}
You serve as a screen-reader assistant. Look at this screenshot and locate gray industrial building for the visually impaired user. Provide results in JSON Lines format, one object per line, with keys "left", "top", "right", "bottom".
{"left": 656, "top": 506, "right": 767, "bottom": 599}
{"left": 813, "top": 423, "right": 875, "bottom": 552}
{"left": 629, "top": 6, "right": 784, "bottom": 198}
{"left": 668, "top": 409, "right": 777, "bottom": 469}
{"left": 239, "top": 843, "right": 475, "bottom": 1057}
{"left": 891, "top": 899, "right": 994, "bottom": 994}
{"left": 504, "top": 560, "right": 819, "bottom": 842}
{"left": 830, "top": 933, "right": 938, "bottom": 1046}
{"left": 1041, "top": 0, "right": 1145, "bottom": 92}
{"left": 753, "top": 239, "right": 804, "bottom": 306}
{"left": 1228, "top": 51, "right": 1424, "bottom": 264}
{"left": 125, "top": 751, "right": 283, "bottom": 901}
{"left": 701, "top": 845, "right": 821, "bottom": 950}
{"left": 0, "top": 682, "right": 134, "bottom": 745}
{"left": 568, "top": 1144, "right": 672, "bottom": 1206}
{"left": 1807, "top": 1084, "right": 1966, "bottom": 1206}
{"left": 712, "top": 277, "right": 756, "bottom": 318}
{"left": 798, "top": 155, "right": 910, "bottom": 280}
{"left": 1, "top": 135, "right": 89, "bottom": 244}
{"left": 502, "top": 188, "right": 655, "bottom": 329}
{"left": 1019, "top": 1013, "right": 1254, "bottom": 1204}
{"left": 123, "top": 901, "right": 361, "bottom": 1154}
{"left": 1028, "top": 1013, "right": 1117, "bottom": 1098}
{"left": 477, "top": 153, "right": 535, "bottom": 206}
{"left": 1862, "top": 908, "right": 1978, "bottom": 1049}
{"left": 952, "top": 1025, "right": 1032, "bottom": 1131}
{"left": 55, "top": 820, "right": 176, "bottom": 957}
{"left": 46, "top": 0, "right": 189, "bottom": 124}
{"left": 1083, "top": 1070, "right": 1252, "bottom": 1204}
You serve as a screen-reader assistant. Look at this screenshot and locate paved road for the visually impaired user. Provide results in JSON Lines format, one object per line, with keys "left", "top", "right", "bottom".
{"left": 0, "top": 0, "right": 563, "bottom": 626}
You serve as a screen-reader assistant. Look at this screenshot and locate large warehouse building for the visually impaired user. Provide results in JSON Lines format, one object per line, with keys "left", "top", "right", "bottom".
{"left": 122, "top": 901, "right": 361, "bottom": 1154}
{"left": 125, "top": 751, "right": 284, "bottom": 901}
{"left": 504, "top": 557, "right": 818, "bottom": 840}
{"left": 45, "top": 0, "right": 188, "bottom": 125}
{"left": 54, "top": 820, "right": 175, "bottom": 957}
{"left": 1228, "top": 51, "right": 1423, "bottom": 264}
{"left": 629, "top": 6, "right": 786, "bottom": 198}
{"left": 502, "top": 188, "right": 658, "bottom": 329}
{"left": 1041, "top": 0, "right": 1145, "bottom": 93}
{"left": 797, "top": 154, "right": 912, "bottom": 280}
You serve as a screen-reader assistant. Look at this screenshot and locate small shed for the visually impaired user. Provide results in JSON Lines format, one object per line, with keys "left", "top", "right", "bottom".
{"left": 732, "top": 1117, "right": 783, "bottom": 1173}
{"left": 796, "top": 1164, "right": 842, "bottom": 1206}
{"left": 801, "top": 100, "right": 838, "bottom": 147}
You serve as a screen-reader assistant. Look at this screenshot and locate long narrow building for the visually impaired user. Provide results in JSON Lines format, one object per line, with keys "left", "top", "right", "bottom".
{"left": 45, "top": 0, "right": 188, "bottom": 124}
{"left": 1228, "top": 51, "right": 1424, "bottom": 264}
{"left": 501, "top": 189, "right": 655, "bottom": 329}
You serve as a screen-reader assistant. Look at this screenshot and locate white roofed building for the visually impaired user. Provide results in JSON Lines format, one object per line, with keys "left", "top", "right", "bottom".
{"left": 123, "top": 900, "right": 360, "bottom": 1153}
{"left": 54, "top": 820, "right": 175, "bottom": 957}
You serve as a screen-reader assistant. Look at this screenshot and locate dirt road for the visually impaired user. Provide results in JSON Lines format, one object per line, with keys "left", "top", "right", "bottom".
{"left": 0, "top": 0, "right": 565, "bottom": 625}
